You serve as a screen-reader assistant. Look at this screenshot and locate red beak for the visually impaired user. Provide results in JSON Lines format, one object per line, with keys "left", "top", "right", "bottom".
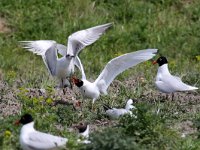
{"left": 152, "top": 60, "right": 157, "bottom": 65}
{"left": 15, "top": 120, "right": 20, "bottom": 125}
{"left": 71, "top": 77, "right": 79, "bottom": 85}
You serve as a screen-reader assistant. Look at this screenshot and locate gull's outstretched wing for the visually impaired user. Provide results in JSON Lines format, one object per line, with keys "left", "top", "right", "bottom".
{"left": 44, "top": 44, "right": 57, "bottom": 76}
{"left": 20, "top": 40, "right": 56, "bottom": 55}
{"left": 67, "top": 23, "right": 112, "bottom": 56}
{"left": 20, "top": 40, "right": 57, "bottom": 76}
{"left": 95, "top": 49, "right": 158, "bottom": 92}
{"left": 57, "top": 44, "right": 67, "bottom": 56}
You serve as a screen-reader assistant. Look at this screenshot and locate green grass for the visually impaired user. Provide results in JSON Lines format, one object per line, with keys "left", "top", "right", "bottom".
{"left": 0, "top": 0, "right": 200, "bottom": 149}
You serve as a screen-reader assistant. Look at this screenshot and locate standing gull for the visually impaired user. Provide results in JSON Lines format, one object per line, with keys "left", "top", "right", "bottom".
{"left": 153, "top": 56, "right": 198, "bottom": 99}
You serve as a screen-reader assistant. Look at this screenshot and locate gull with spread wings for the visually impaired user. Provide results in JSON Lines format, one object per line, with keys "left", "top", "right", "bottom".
{"left": 20, "top": 23, "right": 112, "bottom": 91}
{"left": 72, "top": 49, "right": 158, "bottom": 104}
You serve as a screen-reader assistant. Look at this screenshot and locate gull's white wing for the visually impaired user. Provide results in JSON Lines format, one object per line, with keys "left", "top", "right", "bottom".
{"left": 74, "top": 56, "right": 86, "bottom": 80}
{"left": 20, "top": 40, "right": 57, "bottom": 76}
{"left": 44, "top": 44, "right": 58, "bottom": 76}
{"left": 159, "top": 74, "right": 198, "bottom": 92}
{"left": 20, "top": 40, "right": 56, "bottom": 55}
{"left": 126, "top": 99, "right": 133, "bottom": 105}
{"left": 26, "top": 131, "right": 67, "bottom": 149}
{"left": 95, "top": 49, "right": 158, "bottom": 92}
{"left": 67, "top": 23, "right": 112, "bottom": 56}
{"left": 57, "top": 44, "right": 67, "bottom": 56}
{"left": 125, "top": 99, "right": 136, "bottom": 110}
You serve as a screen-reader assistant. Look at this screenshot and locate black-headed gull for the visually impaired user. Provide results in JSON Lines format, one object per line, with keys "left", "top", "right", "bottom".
{"left": 72, "top": 49, "right": 158, "bottom": 104}
{"left": 20, "top": 23, "right": 112, "bottom": 89}
{"left": 16, "top": 114, "right": 68, "bottom": 150}
{"left": 103, "top": 99, "right": 136, "bottom": 119}
{"left": 153, "top": 56, "right": 198, "bottom": 94}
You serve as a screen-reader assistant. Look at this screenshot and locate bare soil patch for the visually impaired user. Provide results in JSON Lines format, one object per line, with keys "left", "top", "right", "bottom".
{"left": 175, "top": 120, "right": 197, "bottom": 137}
{"left": 0, "top": 17, "right": 11, "bottom": 33}
{"left": 0, "top": 81, "right": 21, "bottom": 118}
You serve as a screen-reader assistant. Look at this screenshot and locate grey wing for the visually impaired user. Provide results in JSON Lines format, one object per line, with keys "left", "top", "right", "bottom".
{"left": 172, "top": 75, "right": 182, "bottom": 81}
{"left": 95, "top": 49, "right": 158, "bottom": 91}
{"left": 155, "top": 80, "right": 176, "bottom": 93}
{"left": 67, "top": 23, "right": 112, "bottom": 56}
{"left": 19, "top": 40, "right": 57, "bottom": 56}
{"left": 44, "top": 44, "right": 58, "bottom": 76}
{"left": 57, "top": 44, "right": 67, "bottom": 56}
{"left": 161, "top": 75, "right": 198, "bottom": 91}
{"left": 19, "top": 40, "right": 58, "bottom": 76}
{"left": 27, "top": 131, "right": 67, "bottom": 149}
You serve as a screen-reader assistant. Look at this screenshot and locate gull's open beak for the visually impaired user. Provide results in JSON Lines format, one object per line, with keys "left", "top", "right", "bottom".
{"left": 69, "top": 74, "right": 74, "bottom": 89}
{"left": 69, "top": 76, "right": 74, "bottom": 85}
{"left": 70, "top": 76, "right": 79, "bottom": 85}
{"left": 152, "top": 60, "right": 157, "bottom": 65}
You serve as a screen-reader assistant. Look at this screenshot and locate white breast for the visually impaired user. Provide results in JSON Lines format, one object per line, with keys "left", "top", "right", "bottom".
{"left": 56, "top": 57, "right": 73, "bottom": 78}
{"left": 80, "top": 80, "right": 100, "bottom": 100}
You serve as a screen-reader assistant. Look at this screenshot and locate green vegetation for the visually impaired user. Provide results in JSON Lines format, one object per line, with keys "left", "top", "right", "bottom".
{"left": 0, "top": 0, "right": 200, "bottom": 149}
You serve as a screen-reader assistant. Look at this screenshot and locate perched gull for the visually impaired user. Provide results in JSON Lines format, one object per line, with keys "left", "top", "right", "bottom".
{"left": 15, "top": 114, "right": 68, "bottom": 150}
{"left": 20, "top": 23, "right": 112, "bottom": 89}
{"left": 72, "top": 49, "right": 158, "bottom": 104}
{"left": 153, "top": 56, "right": 198, "bottom": 94}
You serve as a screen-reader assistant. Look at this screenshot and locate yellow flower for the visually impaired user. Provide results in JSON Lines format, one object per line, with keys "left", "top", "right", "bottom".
{"left": 114, "top": 52, "right": 123, "bottom": 57}
{"left": 32, "top": 97, "right": 39, "bottom": 104}
{"left": 4, "top": 130, "right": 11, "bottom": 138}
{"left": 196, "top": 55, "right": 200, "bottom": 61}
{"left": 46, "top": 98, "right": 53, "bottom": 104}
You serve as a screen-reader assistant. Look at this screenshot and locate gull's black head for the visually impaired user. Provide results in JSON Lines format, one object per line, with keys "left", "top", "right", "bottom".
{"left": 18, "top": 114, "right": 34, "bottom": 125}
{"left": 71, "top": 77, "right": 83, "bottom": 87}
{"left": 153, "top": 56, "right": 168, "bottom": 66}
{"left": 103, "top": 104, "right": 112, "bottom": 111}
{"left": 75, "top": 123, "right": 88, "bottom": 133}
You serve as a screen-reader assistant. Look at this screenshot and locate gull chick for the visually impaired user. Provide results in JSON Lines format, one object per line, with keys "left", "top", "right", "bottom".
{"left": 16, "top": 114, "right": 68, "bottom": 150}
{"left": 103, "top": 99, "right": 136, "bottom": 119}
{"left": 153, "top": 56, "right": 198, "bottom": 94}
{"left": 20, "top": 23, "right": 112, "bottom": 88}
{"left": 74, "top": 123, "right": 91, "bottom": 144}
{"left": 72, "top": 49, "right": 158, "bottom": 104}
